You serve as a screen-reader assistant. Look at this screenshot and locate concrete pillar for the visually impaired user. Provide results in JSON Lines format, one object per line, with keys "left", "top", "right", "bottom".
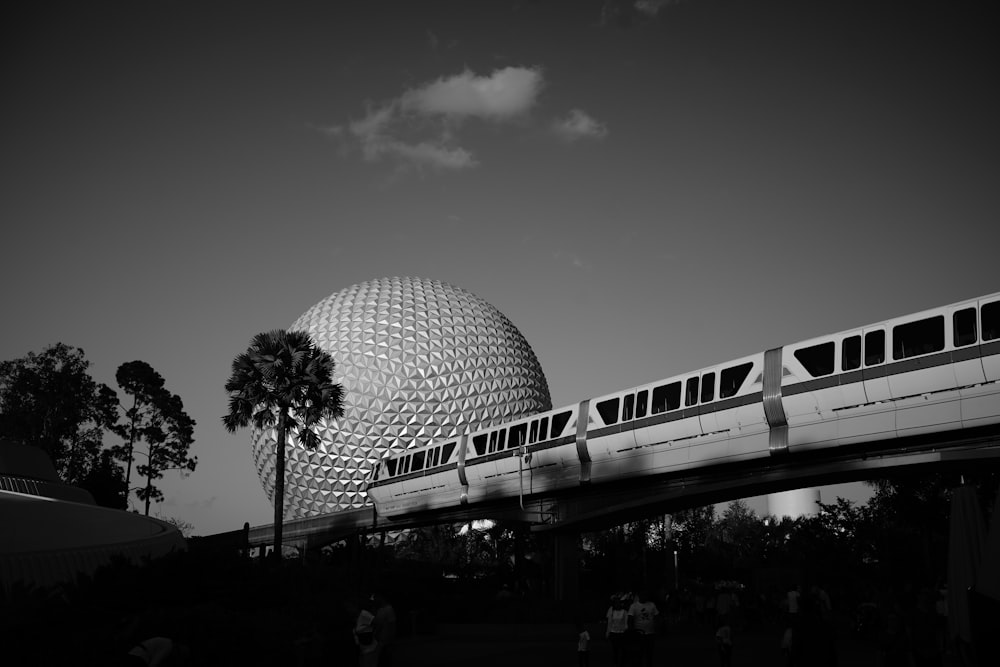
{"left": 768, "top": 488, "right": 821, "bottom": 519}
{"left": 553, "top": 532, "right": 580, "bottom": 602}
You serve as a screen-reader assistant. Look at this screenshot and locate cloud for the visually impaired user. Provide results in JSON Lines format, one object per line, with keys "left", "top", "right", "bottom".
{"left": 634, "top": 0, "right": 678, "bottom": 17}
{"left": 346, "top": 103, "right": 477, "bottom": 170}
{"left": 379, "top": 139, "right": 478, "bottom": 170}
{"left": 335, "top": 66, "right": 544, "bottom": 172}
{"left": 401, "top": 67, "right": 544, "bottom": 119}
{"left": 552, "top": 109, "right": 608, "bottom": 142}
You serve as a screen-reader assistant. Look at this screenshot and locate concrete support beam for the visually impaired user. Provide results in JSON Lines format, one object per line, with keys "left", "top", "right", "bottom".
{"left": 552, "top": 531, "right": 580, "bottom": 602}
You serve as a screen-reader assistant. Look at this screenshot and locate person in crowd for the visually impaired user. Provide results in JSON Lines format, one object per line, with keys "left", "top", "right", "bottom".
{"left": 372, "top": 592, "right": 397, "bottom": 667}
{"left": 786, "top": 584, "right": 801, "bottom": 620}
{"left": 715, "top": 614, "right": 733, "bottom": 667}
{"left": 811, "top": 583, "right": 832, "bottom": 621}
{"left": 605, "top": 593, "right": 631, "bottom": 667}
{"left": 354, "top": 598, "right": 379, "bottom": 667}
{"left": 576, "top": 617, "right": 591, "bottom": 667}
{"left": 627, "top": 590, "right": 659, "bottom": 667}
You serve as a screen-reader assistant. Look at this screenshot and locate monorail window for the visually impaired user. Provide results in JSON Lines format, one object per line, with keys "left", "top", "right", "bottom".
{"left": 651, "top": 382, "right": 681, "bottom": 414}
{"left": 412, "top": 451, "right": 425, "bottom": 471}
{"left": 794, "top": 342, "right": 835, "bottom": 377}
{"left": 529, "top": 420, "right": 538, "bottom": 444}
{"left": 401, "top": 456, "right": 410, "bottom": 475}
{"left": 685, "top": 377, "right": 699, "bottom": 406}
{"left": 842, "top": 336, "right": 861, "bottom": 371}
{"left": 489, "top": 429, "right": 507, "bottom": 453}
{"left": 622, "top": 394, "right": 635, "bottom": 421}
{"left": 596, "top": 398, "right": 620, "bottom": 425}
{"left": 430, "top": 448, "right": 439, "bottom": 467}
{"left": 865, "top": 331, "right": 885, "bottom": 366}
{"left": 539, "top": 416, "right": 549, "bottom": 440}
{"left": 473, "top": 434, "right": 488, "bottom": 456}
{"left": 636, "top": 390, "right": 648, "bottom": 419}
{"left": 550, "top": 411, "right": 571, "bottom": 438}
{"left": 386, "top": 459, "right": 397, "bottom": 477}
{"left": 953, "top": 308, "right": 977, "bottom": 347}
{"left": 719, "top": 362, "right": 753, "bottom": 399}
{"left": 442, "top": 442, "right": 456, "bottom": 462}
{"left": 983, "top": 302, "right": 1000, "bottom": 341}
{"left": 893, "top": 315, "right": 944, "bottom": 360}
{"left": 509, "top": 423, "right": 527, "bottom": 449}
{"left": 701, "top": 373, "right": 715, "bottom": 403}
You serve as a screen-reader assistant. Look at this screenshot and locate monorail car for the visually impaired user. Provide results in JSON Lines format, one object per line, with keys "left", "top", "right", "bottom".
{"left": 366, "top": 292, "right": 1000, "bottom": 518}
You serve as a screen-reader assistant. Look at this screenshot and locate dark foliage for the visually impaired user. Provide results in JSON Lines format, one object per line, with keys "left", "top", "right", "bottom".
{"left": 0, "top": 344, "right": 118, "bottom": 486}
{"left": 0, "top": 549, "right": 361, "bottom": 667}
{"left": 1, "top": 346, "right": 199, "bottom": 512}
{"left": 113, "top": 361, "right": 197, "bottom": 515}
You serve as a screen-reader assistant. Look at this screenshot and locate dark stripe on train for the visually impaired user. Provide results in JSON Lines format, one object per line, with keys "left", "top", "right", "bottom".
{"left": 953, "top": 345, "right": 984, "bottom": 363}
{"left": 449, "top": 434, "right": 577, "bottom": 469}
{"left": 368, "top": 461, "right": 459, "bottom": 489}
{"left": 387, "top": 429, "right": 586, "bottom": 481}
{"left": 784, "top": 344, "right": 995, "bottom": 397}
{"left": 586, "top": 392, "right": 764, "bottom": 442}
{"left": 839, "top": 370, "right": 864, "bottom": 385}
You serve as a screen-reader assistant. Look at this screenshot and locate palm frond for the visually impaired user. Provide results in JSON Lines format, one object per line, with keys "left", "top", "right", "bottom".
{"left": 224, "top": 330, "right": 343, "bottom": 450}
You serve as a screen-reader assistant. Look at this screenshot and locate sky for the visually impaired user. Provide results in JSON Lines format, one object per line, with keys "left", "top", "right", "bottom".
{"left": 2, "top": 0, "right": 998, "bottom": 536}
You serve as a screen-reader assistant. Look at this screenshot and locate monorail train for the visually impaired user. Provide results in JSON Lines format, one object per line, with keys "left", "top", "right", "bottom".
{"left": 366, "top": 292, "right": 1000, "bottom": 518}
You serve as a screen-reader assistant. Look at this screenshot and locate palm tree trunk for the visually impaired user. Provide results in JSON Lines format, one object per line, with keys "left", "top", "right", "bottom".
{"left": 273, "top": 408, "right": 288, "bottom": 558}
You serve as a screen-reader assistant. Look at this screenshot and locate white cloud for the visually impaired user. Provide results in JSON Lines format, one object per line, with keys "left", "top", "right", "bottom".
{"left": 346, "top": 103, "right": 476, "bottom": 170}
{"left": 381, "top": 140, "right": 477, "bottom": 170}
{"left": 552, "top": 109, "right": 609, "bottom": 142}
{"left": 334, "top": 67, "right": 545, "bottom": 172}
{"left": 401, "top": 67, "right": 544, "bottom": 119}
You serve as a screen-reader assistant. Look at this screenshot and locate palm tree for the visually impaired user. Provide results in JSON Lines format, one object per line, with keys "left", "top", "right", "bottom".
{"left": 223, "top": 330, "right": 344, "bottom": 557}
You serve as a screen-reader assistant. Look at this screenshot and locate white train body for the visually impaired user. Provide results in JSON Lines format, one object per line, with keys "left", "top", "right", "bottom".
{"left": 366, "top": 293, "right": 1000, "bottom": 518}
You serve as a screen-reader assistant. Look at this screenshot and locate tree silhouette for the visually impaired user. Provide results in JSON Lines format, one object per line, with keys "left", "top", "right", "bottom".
{"left": 223, "top": 330, "right": 344, "bottom": 557}
{"left": 113, "top": 361, "right": 166, "bottom": 500}
{"left": 80, "top": 449, "right": 127, "bottom": 509}
{"left": 135, "top": 391, "right": 197, "bottom": 515}
{"left": 113, "top": 361, "right": 197, "bottom": 514}
{"left": 0, "top": 343, "right": 118, "bottom": 486}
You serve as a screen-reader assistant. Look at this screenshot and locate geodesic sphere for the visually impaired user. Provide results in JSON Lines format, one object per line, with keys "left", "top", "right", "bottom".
{"left": 250, "top": 277, "right": 552, "bottom": 519}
